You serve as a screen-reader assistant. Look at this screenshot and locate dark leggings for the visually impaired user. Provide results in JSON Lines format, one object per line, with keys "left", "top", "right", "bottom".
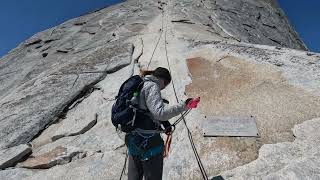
{"left": 128, "top": 151, "right": 163, "bottom": 180}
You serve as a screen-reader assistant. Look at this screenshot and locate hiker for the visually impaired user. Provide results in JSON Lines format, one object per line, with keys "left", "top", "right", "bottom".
{"left": 124, "top": 67, "right": 199, "bottom": 180}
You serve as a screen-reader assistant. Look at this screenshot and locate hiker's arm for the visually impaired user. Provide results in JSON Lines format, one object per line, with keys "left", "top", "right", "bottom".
{"left": 144, "top": 83, "right": 187, "bottom": 121}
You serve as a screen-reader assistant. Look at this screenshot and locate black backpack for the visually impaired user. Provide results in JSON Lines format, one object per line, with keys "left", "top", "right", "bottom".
{"left": 111, "top": 75, "right": 146, "bottom": 132}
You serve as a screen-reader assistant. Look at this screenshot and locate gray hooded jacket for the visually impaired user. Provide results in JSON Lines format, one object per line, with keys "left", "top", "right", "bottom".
{"left": 138, "top": 75, "right": 187, "bottom": 123}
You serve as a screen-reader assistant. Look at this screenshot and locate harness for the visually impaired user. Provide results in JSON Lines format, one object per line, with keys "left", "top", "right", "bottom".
{"left": 123, "top": 78, "right": 168, "bottom": 160}
{"left": 128, "top": 78, "right": 165, "bottom": 133}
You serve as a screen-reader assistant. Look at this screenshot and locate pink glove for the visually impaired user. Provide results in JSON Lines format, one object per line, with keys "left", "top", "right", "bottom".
{"left": 186, "top": 97, "right": 200, "bottom": 109}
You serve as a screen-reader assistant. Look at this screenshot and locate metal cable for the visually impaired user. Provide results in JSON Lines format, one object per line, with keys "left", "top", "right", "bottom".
{"left": 163, "top": 8, "right": 209, "bottom": 179}
{"left": 172, "top": 109, "right": 191, "bottom": 126}
{"left": 119, "top": 2, "right": 209, "bottom": 179}
{"left": 119, "top": 151, "right": 128, "bottom": 180}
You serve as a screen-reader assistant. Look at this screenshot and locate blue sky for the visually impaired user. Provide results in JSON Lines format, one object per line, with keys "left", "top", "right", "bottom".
{"left": 0, "top": 0, "right": 123, "bottom": 57}
{"left": 0, "top": 0, "right": 319, "bottom": 57}
{"left": 278, "top": 0, "right": 320, "bottom": 52}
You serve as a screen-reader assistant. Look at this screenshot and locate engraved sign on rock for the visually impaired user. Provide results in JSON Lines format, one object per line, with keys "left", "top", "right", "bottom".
{"left": 202, "top": 116, "right": 259, "bottom": 137}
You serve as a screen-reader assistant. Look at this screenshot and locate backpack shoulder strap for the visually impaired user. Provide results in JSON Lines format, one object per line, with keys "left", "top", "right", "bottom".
{"left": 136, "top": 80, "right": 145, "bottom": 92}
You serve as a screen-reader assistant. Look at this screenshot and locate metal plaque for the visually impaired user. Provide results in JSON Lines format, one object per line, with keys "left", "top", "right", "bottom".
{"left": 202, "top": 116, "right": 259, "bottom": 137}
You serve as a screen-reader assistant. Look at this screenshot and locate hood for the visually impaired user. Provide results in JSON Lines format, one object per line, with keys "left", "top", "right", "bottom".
{"left": 144, "top": 75, "right": 161, "bottom": 88}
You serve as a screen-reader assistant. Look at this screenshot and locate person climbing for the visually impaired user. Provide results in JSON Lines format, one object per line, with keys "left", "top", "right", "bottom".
{"left": 122, "top": 67, "right": 199, "bottom": 180}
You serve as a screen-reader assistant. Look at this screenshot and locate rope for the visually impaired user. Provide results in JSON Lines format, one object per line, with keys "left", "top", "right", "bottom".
{"left": 119, "top": 151, "right": 128, "bottom": 180}
{"left": 163, "top": 10, "right": 209, "bottom": 180}
{"left": 118, "top": 2, "right": 208, "bottom": 179}
{"left": 173, "top": 109, "right": 191, "bottom": 126}
{"left": 163, "top": 134, "right": 172, "bottom": 158}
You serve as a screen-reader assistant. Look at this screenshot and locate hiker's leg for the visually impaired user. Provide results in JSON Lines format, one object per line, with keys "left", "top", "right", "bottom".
{"left": 142, "top": 152, "right": 164, "bottom": 180}
{"left": 128, "top": 155, "right": 143, "bottom": 180}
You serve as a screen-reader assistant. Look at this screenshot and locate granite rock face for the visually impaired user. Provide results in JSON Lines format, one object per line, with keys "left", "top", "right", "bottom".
{"left": 169, "top": 0, "right": 307, "bottom": 50}
{"left": 0, "top": 0, "right": 319, "bottom": 180}
{"left": 0, "top": 0, "right": 151, "bottom": 149}
{"left": 222, "top": 118, "right": 320, "bottom": 180}
{"left": 18, "top": 146, "right": 86, "bottom": 169}
{"left": 0, "top": 0, "right": 306, "bottom": 151}
{"left": 0, "top": 144, "right": 31, "bottom": 169}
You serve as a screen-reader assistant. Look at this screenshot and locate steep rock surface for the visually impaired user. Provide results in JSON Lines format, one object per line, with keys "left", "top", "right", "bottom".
{"left": 0, "top": 0, "right": 307, "bottom": 151}
{"left": 0, "top": 144, "right": 31, "bottom": 169}
{"left": 0, "top": 0, "right": 153, "bottom": 149}
{"left": 170, "top": 0, "right": 307, "bottom": 50}
{"left": 0, "top": 0, "right": 319, "bottom": 180}
{"left": 222, "top": 118, "right": 320, "bottom": 180}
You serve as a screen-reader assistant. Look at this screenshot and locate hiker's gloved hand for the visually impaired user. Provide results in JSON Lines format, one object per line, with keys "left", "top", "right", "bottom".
{"left": 165, "top": 126, "right": 174, "bottom": 135}
{"left": 185, "top": 98, "right": 192, "bottom": 105}
{"left": 162, "top": 121, "right": 174, "bottom": 135}
{"left": 186, "top": 97, "right": 200, "bottom": 109}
